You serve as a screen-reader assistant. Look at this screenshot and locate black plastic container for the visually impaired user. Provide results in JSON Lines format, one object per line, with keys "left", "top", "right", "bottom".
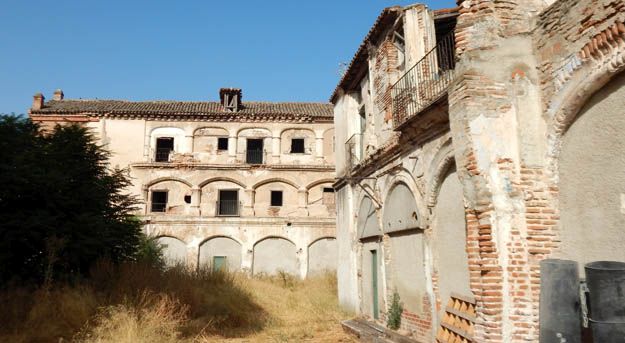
{"left": 585, "top": 261, "right": 625, "bottom": 342}
{"left": 539, "top": 259, "right": 581, "bottom": 343}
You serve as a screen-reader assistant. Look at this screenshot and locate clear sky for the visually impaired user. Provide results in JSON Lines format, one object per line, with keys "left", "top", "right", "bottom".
{"left": 0, "top": 0, "right": 456, "bottom": 114}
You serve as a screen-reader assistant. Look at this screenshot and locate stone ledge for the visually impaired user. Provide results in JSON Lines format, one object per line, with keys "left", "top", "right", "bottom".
{"left": 342, "top": 319, "right": 424, "bottom": 343}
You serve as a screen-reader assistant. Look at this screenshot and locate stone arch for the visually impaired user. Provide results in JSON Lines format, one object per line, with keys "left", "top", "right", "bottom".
{"left": 251, "top": 178, "right": 299, "bottom": 191}
{"left": 555, "top": 70, "right": 625, "bottom": 274}
{"left": 146, "top": 177, "right": 193, "bottom": 188}
{"left": 198, "top": 236, "right": 243, "bottom": 272}
{"left": 380, "top": 170, "right": 427, "bottom": 229}
{"left": 279, "top": 126, "right": 315, "bottom": 137}
{"left": 154, "top": 236, "right": 187, "bottom": 267}
{"left": 149, "top": 127, "right": 188, "bottom": 156}
{"left": 192, "top": 127, "right": 229, "bottom": 154}
{"left": 305, "top": 178, "right": 335, "bottom": 191}
{"left": 237, "top": 127, "right": 271, "bottom": 137}
{"left": 426, "top": 138, "right": 457, "bottom": 208}
{"left": 357, "top": 196, "right": 382, "bottom": 239}
{"left": 308, "top": 237, "right": 338, "bottom": 276}
{"left": 381, "top": 178, "right": 429, "bottom": 316}
{"left": 547, "top": 27, "right": 625, "bottom": 171}
{"left": 253, "top": 179, "right": 299, "bottom": 217}
{"left": 146, "top": 178, "right": 193, "bottom": 214}
{"left": 199, "top": 177, "right": 246, "bottom": 189}
{"left": 252, "top": 236, "right": 298, "bottom": 275}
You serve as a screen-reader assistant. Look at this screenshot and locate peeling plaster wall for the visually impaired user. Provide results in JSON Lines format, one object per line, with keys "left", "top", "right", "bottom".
{"left": 253, "top": 237, "right": 298, "bottom": 275}
{"left": 557, "top": 71, "right": 625, "bottom": 274}
{"left": 432, "top": 167, "right": 471, "bottom": 320}
{"left": 388, "top": 230, "right": 426, "bottom": 314}
{"left": 360, "top": 241, "right": 383, "bottom": 319}
{"left": 198, "top": 237, "right": 242, "bottom": 271}
{"left": 156, "top": 236, "right": 187, "bottom": 266}
{"left": 308, "top": 237, "right": 338, "bottom": 275}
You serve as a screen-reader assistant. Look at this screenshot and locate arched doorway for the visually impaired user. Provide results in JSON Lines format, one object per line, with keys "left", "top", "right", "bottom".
{"left": 198, "top": 236, "right": 242, "bottom": 272}
{"left": 253, "top": 237, "right": 298, "bottom": 275}
{"left": 357, "top": 196, "right": 383, "bottom": 319}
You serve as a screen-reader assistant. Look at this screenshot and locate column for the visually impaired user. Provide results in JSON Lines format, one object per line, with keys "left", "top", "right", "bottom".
{"left": 228, "top": 135, "right": 237, "bottom": 163}
{"left": 315, "top": 134, "right": 324, "bottom": 163}
{"left": 297, "top": 188, "right": 309, "bottom": 216}
{"left": 272, "top": 135, "right": 281, "bottom": 164}
{"left": 297, "top": 245, "right": 308, "bottom": 279}
{"left": 186, "top": 243, "right": 200, "bottom": 271}
{"left": 242, "top": 188, "right": 255, "bottom": 217}
{"left": 190, "top": 186, "right": 201, "bottom": 215}
{"left": 241, "top": 243, "right": 254, "bottom": 276}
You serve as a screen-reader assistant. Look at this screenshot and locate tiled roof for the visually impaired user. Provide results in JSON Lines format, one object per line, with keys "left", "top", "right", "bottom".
{"left": 329, "top": 6, "right": 403, "bottom": 103}
{"left": 30, "top": 99, "right": 334, "bottom": 119}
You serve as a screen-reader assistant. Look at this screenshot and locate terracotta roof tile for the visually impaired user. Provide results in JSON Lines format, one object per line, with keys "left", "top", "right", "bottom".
{"left": 30, "top": 99, "right": 334, "bottom": 119}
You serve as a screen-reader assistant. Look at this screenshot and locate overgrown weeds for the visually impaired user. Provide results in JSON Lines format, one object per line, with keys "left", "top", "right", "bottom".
{"left": 0, "top": 264, "right": 353, "bottom": 342}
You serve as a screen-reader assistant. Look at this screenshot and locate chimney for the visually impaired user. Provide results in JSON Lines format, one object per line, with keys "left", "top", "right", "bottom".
{"left": 219, "top": 88, "right": 242, "bottom": 112}
{"left": 32, "top": 93, "right": 45, "bottom": 110}
{"left": 53, "top": 89, "right": 64, "bottom": 101}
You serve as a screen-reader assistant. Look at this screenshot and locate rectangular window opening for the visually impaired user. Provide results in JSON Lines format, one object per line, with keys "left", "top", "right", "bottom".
{"left": 246, "top": 139, "right": 264, "bottom": 164}
{"left": 151, "top": 190, "right": 168, "bottom": 212}
{"left": 155, "top": 137, "right": 174, "bottom": 162}
{"left": 270, "top": 190, "right": 283, "bottom": 207}
{"left": 322, "top": 187, "right": 335, "bottom": 205}
{"left": 217, "top": 137, "right": 229, "bottom": 151}
{"left": 218, "top": 190, "right": 239, "bottom": 216}
{"left": 290, "top": 138, "right": 305, "bottom": 154}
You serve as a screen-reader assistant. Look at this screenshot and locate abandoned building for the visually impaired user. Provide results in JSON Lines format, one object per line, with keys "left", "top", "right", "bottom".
{"left": 333, "top": 0, "right": 625, "bottom": 342}
{"left": 29, "top": 88, "right": 338, "bottom": 278}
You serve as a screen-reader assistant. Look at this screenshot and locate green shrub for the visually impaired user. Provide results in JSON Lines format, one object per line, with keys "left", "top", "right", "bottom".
{"left": 387, "top": 291, "right": 403, "bottom": 330}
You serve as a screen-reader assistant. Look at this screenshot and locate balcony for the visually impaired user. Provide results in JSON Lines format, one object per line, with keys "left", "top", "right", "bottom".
{"left": 216, "top": 200, "right": 240, "bottom": 216}
{"left": 391, "top": 32, "right": 455, "bottom": 131}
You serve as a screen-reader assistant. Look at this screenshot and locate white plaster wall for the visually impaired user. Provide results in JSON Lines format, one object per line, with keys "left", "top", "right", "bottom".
{"left": 383, "top": 183, "right": 420, "bottom": 233}
{"left": 433, "top": 167, "right": 472, "bottom": 319}
{"left": 308, "top": 237, "right": 338, "bottom": 276}
{"left": 198, "top": 237, "right": 242, "bottom": 271}
{"left": 156, "top": 236, "right": 187, "bottom": 266}
{"left": 361, "top": 241, "right": 383, "bottom": 319}
{"left": 557, "top": 71, "right": 625, "bottom": 274}
{"left": 253, "top": 237, "right": 298, "bottom": 275}
{"left": 388, "top": 230, "right": 427, "bottom": 314}
{"left": 358, "top": 196, "right": 382, "bottom": 239}
{"left": 337, "top": 185, "right": 359, "bottom": 312}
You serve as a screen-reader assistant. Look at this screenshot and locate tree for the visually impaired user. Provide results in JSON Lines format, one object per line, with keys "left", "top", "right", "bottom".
{"left": 0, "top": 115, "right": 142, "bottom": 285}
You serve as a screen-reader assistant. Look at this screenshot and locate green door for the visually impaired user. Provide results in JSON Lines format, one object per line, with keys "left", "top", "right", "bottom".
{"left": 213, "top": 256, "right": 227, "bottom": 272}
{"left": 371, "top": 250, "right": 379, "bottom": 319}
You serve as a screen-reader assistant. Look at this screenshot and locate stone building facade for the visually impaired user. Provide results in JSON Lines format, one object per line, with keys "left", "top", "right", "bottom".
{"left": 29, "top": 88, "right": 338, "bottom": 278}
{"left": 333, "top": 1, "right": 625, "bottom": 342}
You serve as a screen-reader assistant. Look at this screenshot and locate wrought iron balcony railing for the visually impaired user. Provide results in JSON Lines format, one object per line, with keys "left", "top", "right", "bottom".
{"left": 245, "top": 150, "right": 264, "bottom": 164}
{"left": 216, "top": 200, "right": 240, "bottom": 216}
{"left": 391, "top": 32, "right": 456, "bottom": 130}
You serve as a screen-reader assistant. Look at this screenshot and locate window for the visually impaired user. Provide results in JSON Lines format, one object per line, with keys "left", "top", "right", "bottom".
{"left": 270, "top": 190, "right": 283, "bottom": 207}
{"left": 218, "top": 190, "right": 239, "bottom": 216}
{"left": 323, "top": 187, "right": 335, "bottom": 205}
{"left": 184, "top": 195, "right": 191, "bottom": 204}
{"left": 246, "top": 139, "right": 264, "bottom": 164}
{"left": 151, "top": 191, "right": 168, "bottom": 212}
{"left": 291, "top": 138, "right": 305, "bottom": 153}
{"left": 359, "top": 106, "right": 366, "bottom": 134}
{"left": 155, "top": 137, "right": 174, "bottom": 162}
{"left": 217, "top": 137, "right": 228, "bottom": 151}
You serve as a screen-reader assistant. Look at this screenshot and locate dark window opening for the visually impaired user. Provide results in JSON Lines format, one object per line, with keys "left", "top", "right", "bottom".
{"left": 270, "top": 190, "right": 283, "bottom": 207}
{"left": 323, "top": 187, "right": 335, "bottom": 205}
{"left": 155, "top": 137, "right": 174, "bottom": 162}
{"left": 217, "top": 137, "right": 229, "bottom": 151}
{"left": 359, "top": 106, "right": 366, "bottom": 134}
{"left": 184, "top": 195, "right": 191, "bottom": 204}
{"left": 246, "top": 139, "right": 264, "bottom": 164}
{"left": 218, "top": 190, "right": 239, "bottom": 216}
{"left": 291, "top": 138, "right": 305, "bottom": 153}
{"left": 151, "top": 191, "right": 168, "bottom": 212}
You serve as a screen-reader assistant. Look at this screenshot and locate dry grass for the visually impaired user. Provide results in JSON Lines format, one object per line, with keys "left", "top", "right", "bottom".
{"left": 0, "top": 264, "right": 354, "bottom": 343}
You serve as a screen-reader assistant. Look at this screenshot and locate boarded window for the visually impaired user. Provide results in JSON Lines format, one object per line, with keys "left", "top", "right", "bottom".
{"left": 151, "top": 191, "right": 168, "bottom": 212}
{"left": 291, "top": 138, "right": 305, "bottom": 153}
{"left": 271, "top": 190, "right": 283, "bottom": 206}
{"left": 217, "top": 137, "right": 228, "bottom": 151}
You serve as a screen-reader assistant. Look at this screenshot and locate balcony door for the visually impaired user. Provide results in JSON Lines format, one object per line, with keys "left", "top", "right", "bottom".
{"left": 246, "top": 139, "right": 263, "bottom": 164}
{"left": 155, "top": 137, "right": 174, "bottom": 162}
{"left": 218, "top": 190, "right": 239, "bottom": 216}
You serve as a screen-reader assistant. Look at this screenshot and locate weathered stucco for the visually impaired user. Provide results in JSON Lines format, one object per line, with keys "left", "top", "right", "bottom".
{"left": 557, "top": 71, "right": 625, "bottom": 274}
{"left": 198, "top": 236, "right": 242, "bottom": 271}
{"left": 308, "top": 237, "right": 338, "bottom": 276}
{"left": 253, "top": 237, "right": 298, "bottom": 275}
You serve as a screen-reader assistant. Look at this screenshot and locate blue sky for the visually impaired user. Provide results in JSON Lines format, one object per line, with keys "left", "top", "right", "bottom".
{"left": 0, "top": 0, "right": 456, "bottom": 114}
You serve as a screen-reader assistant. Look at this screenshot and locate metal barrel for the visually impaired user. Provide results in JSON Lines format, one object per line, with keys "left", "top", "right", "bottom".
{"left": 540, "top": 259, "right": 582, "bottom": 343}
{"left": 585, "top": 261, "right": 625, "bottom": 342}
